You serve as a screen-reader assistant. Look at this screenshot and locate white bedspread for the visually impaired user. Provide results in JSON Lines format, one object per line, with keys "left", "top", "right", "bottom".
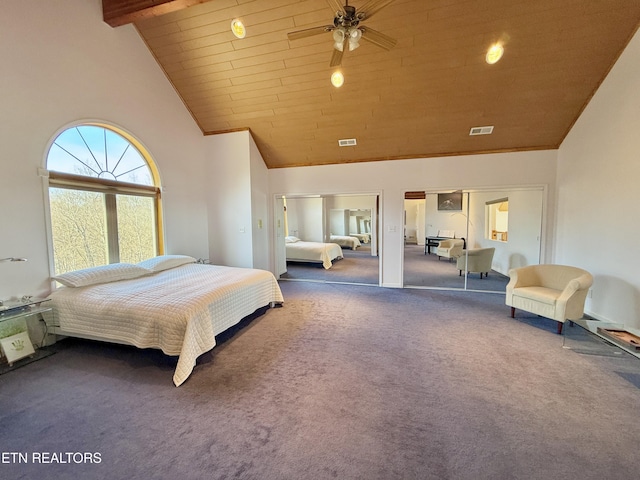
{"left": 285, "top": 241, "right": 343, "bottom": 269}
{"left": 47, "top": 264, "right": 283, "bottom": 386}
{"left": 350, "top": 233, "right": 370, "bottom": 244}
{"left": 330, "top": 235, "right": 362, "bottom": 250}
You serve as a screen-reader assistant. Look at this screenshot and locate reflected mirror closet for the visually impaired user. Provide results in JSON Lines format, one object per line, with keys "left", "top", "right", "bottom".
{"left": 403, "top": 187, "right": 545, "bottom": 293}
{"left": 274, "top": 193, "right": 380, "bottom": 285}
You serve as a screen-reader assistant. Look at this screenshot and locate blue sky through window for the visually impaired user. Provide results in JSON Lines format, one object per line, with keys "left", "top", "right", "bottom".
{"left": 47, "top": 126, "right": 152, "bottom": 185}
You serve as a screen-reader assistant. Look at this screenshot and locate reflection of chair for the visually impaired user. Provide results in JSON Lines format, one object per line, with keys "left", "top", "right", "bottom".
{"left": 505, "top": 265, "right": 593, "bottom": 334}
{"left": 425, "top": 230, "right": 455, "bottom": 254}
{"left": 456, "top": 248, "right": 495, "bottom": 278}
{"left": 436, "top": 239, "right": 464, "bottom": 261}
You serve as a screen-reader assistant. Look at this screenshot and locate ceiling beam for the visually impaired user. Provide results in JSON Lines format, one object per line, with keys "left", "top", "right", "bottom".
{"left": 102, "top": 0, "right": 213, "bottom": 27}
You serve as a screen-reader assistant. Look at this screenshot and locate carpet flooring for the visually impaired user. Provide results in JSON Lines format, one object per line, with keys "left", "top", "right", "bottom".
{"left": 281, "top": 244, "right": 379, "bottom": 285}
{"left": 1, "top": 281, "right": 640, "bottom": 480}
{"left": 403, "top": 244, "right": 509, "bottom": 291}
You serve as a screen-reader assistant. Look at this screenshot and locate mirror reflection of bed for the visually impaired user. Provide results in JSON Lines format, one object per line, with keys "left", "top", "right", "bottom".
{"left": 275, "top": 194, "right": 379, "bottom": 285}
{"left": 403, "top": 188, "right": 544, "bottom": 293}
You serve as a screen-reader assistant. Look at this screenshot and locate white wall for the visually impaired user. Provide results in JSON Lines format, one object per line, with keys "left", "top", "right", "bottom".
{"left": 0, "top": 0, "right": 209, "bottom": 301}
{"left": 284, "top": 197, "right": 324, "bottom": 242}
{"left": 557, "top": 28, "right": 640, "bottom": 329}
{"left": 205, "top": 131, "right": 253, "bottom": 268}
{"left": 468, "top": 189, "right": 544, "bottom": 276}
{"left": 404, "top": 200, "right": 422, "bottom": 244}
{"left": 424, "top": 193, "right": 469, "bottom": 239}
{"left": 249, "top": 135, "right": 270, "bottom": 271}
{"left": 269, "top": 150, "right": 558, "bottom": 287}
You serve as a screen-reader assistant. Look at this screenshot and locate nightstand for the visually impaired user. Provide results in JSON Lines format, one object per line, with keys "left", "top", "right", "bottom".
{"left": 0, "top": 299, "right": 54, "bottom": 372}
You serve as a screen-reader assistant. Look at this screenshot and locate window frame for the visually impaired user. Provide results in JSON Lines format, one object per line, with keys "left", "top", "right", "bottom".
{"left": 44, "top": 122, "right": 164, "bottom": 274}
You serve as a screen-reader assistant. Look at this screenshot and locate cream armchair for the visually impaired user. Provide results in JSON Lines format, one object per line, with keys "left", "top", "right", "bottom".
{"left": 505, "top": 264, "right": 593, "bottom": 334}
{"left": 436, "top": 239, "right": 464, "bottom": 261}
{"left": 456, "top": 247, "right": 495, "bottom": 278}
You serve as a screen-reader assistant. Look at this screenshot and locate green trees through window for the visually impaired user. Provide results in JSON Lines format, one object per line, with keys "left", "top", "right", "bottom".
{"left": 47, "top": 124, "right": 161, "bottom": 275}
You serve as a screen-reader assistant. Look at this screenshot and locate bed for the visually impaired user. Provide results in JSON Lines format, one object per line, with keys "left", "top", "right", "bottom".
{"left": 349, "top": 233, "right": 370, "bottom": 244}
{"left": 329, "top": 235, "right": 362, "bottom": 250}
{"left": 285, "top": 236, "right": 343, "bottom": 269}
{"left": 46, "top": 255, "right": 284, "bottom": 386}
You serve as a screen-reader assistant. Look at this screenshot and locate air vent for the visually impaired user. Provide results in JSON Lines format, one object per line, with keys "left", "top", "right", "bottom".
{"left": 338, "top": 138, "right": 357, "bottom": 147}
{"left": 469, "top": 126, "right": 494, "bottom": 136}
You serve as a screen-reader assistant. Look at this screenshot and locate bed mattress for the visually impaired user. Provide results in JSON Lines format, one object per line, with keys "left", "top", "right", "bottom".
{"left": 285, "top": 241, "right": 343, "bottom": 269}
{"left": 47, "top": 263, "right": 283, "bottom": 386}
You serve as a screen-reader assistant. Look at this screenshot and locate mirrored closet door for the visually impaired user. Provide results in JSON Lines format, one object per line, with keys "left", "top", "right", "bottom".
{"left": 275, "top": 193, "right": 380, "bottom": 285}
{"left": 403, "top": 187, "right": 544, "bottom": 292}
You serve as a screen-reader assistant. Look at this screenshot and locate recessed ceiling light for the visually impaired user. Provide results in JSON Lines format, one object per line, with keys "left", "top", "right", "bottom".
{"left": 486, "top": 44, "right": 504, "bottom": 64}
{"left": 331, "top": 71, "right": 344, "bottom": 88}
{"left": 231, "top": 19, "right": 246, "bottom": 39}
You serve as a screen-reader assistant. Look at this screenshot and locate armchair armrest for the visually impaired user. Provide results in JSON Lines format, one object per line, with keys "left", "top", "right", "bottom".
{"left": 556, "top": 273, "right": 594, "bottom": 320}
{"left": 506, "top": 265, "right": 538, "bottom": 289}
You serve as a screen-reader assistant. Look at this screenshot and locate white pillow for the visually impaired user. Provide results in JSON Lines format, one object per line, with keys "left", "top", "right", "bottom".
{"left": 137, "top": 255, "right": 196, "bottom": 273}
{"left": 53, "top": 263, "right": 149, "bottom": 288}
{"left": 285, "top": 236, "right": 300, "bottom": 243}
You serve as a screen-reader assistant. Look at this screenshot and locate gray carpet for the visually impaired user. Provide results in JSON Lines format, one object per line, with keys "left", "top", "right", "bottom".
{"left": 1, "top": 281, "right": 640, "bottom": 480}
{"left": 281, "top": 244, "right": 379, "bottom": 284}
{"left": 404, "top": 244, "right": 509, "bottom": 291}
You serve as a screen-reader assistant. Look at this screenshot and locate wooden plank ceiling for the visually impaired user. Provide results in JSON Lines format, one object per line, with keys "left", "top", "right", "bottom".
{"left": 105, "top": 0, "right": 640, "bottom": 169}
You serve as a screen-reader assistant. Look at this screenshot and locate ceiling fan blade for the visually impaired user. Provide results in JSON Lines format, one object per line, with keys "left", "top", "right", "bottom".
{"left": 330, "top": 46, "right": 344, "bottom": 67}
{"left": 358, "top": 0, "right": 396, "bottom": 20}
{"left": 360, "top": 26, "right": 397, "bottom": 50}
{"left": 287, "top": 25, "right": 334, "bottom": 41}
{"left": 326, "top": 0, "right": 345, "bottom": 16}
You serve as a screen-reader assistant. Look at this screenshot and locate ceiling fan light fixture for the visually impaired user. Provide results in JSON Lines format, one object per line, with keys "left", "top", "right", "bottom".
{"left": 348, "top": 27, "right": 361, "bottom": 51}
{"left": 333, "top": 27, "right": 346, "bottom": 51}
{"left": 231, "top": 19, "right": 246, "bottom": 39}
{"left": 486, "top": 43, "right": 504, "bottom": 64}
{"left": 331, "top": 71, "right": 345, "bottom": 88}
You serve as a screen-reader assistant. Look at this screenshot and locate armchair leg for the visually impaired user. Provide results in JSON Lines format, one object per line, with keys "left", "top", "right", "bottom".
{"left": 557, "top": 322, "right": 564, "bottom": 335}
{"left": 510, "top": 307, "right": 515, "bottom": 318}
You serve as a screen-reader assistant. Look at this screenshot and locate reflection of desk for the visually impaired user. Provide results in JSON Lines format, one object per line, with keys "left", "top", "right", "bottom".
{"left": 424, "top": 236, "right": 466, "bottom": 254}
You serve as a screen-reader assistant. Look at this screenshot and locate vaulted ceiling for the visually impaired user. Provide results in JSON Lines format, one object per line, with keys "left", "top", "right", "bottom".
{"left": 103, "top": 0, "right": 640, "bottom": 169}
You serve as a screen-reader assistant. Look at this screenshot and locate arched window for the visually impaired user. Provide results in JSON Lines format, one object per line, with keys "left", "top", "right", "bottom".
{"left": 46, "top": 123, "right": 163, "bottom": 275}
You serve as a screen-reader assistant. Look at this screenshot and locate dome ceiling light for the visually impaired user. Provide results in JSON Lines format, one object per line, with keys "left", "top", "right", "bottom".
{"left": 231, "top": 19, "right": 246, "bottom": 39}
{"left": 331, "top": 71, "right": 345, "bottom": 87}
{"left": 486, "top": 43, "right": 504, "bottom": 64}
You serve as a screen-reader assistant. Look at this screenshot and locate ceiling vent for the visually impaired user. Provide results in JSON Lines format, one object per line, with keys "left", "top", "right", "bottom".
{"left": 338, "top": 138, "right": 357, "bottom": 147}
{"left": 469, "top": 126, "right": 494, "bottom": 136}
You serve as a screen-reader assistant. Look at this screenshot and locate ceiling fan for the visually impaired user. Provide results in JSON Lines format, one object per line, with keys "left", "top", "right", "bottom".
{"left": 287, "top": 0, "right": 397, "bottom": 67}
